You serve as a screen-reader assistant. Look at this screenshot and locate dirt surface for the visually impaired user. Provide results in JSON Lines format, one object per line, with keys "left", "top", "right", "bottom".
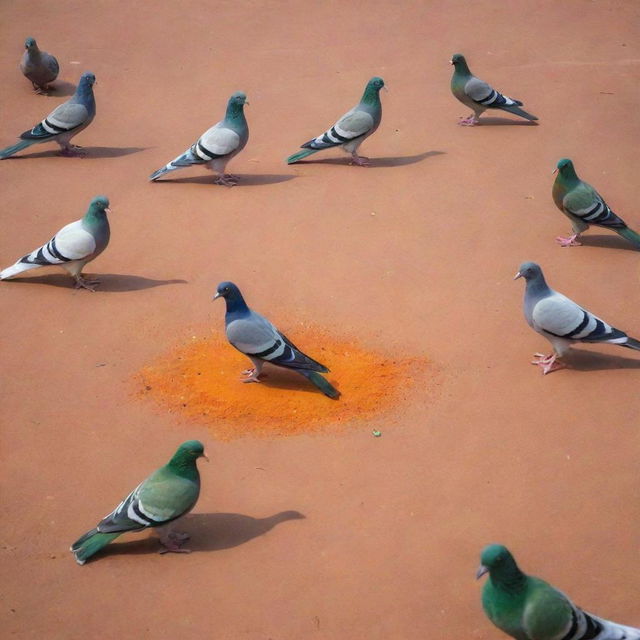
{"left": 1, "top": 1, "right": 639, "bottom": 638}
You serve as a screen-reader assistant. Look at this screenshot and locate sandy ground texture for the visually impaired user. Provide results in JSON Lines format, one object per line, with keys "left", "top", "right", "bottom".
{"left": 1, "top": 1, "right": 639, "bottom": 638}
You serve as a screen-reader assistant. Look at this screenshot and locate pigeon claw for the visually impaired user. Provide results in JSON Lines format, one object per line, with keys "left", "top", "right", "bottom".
{"left": 555, "top": 234, "right": 582, "bottom": 247}
{"left": 74, "top": 275, "right": 99, "bottom": 292}
{"left": 349, "top": 154, "right": 371, "bottom": 166}
{"left": 457, "top": 115, "right": 480, "bottom": 126}
{"left": 531, "top": 353, "right": 565, "bottom": 375}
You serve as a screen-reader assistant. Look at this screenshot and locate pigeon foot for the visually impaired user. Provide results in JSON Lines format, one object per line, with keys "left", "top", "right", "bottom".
{"left": 531, "top": 352, "right": 565, "bottom": 375}
{"left": 350, "top": 154, "right": 371, "bottom": 166}
{"left": 74, "top": 275, "right": 99, "bottom": 291}
{"left": 59, "top": 145, "right": 86, "bottom": 157}
{"left": 555, "top": 234, "right": 582, "bottom": 247}
{"left": 458, "top": 115, "right": 479, "bottom": 126}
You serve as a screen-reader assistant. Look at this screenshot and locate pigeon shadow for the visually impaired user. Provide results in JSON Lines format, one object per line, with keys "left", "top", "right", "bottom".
{"left": 6, "top": 146, "right": 148, "bottom": 159}
{"left": 3, "top": 273, "right": 187, "bottom": 292}
{"left": 46, "top": 80, "right": 76, "bottom": 97}
{"left": 576, "top": 234, "right": 639, "bottom": 252}
{"left": 291, "top": 150, "right": 444, "bottom": 167}
{"left": 565, "top": 349, "right": 640, "bottom": 372}
{"left": 473, "top": 116, "right": 538, "bottom": 126}
{"left": 95, "top": 510, "right": 306, "bottom": 559}
{"left": 152, "top": 173, "right": 295, "bottom": 186}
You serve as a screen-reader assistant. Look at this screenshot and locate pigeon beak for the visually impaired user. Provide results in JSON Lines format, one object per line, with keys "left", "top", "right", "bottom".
{"left": 513, "top": 271, "right": 522, "bottom": 280}
{"left": 382, "top": 86, "right": 389, "bottom": 93}
{"left": 105, "top": 207, "right": 112, "bottom": 215}
{"left": 449, "top": 59, "right": 453, "bottom": 65}
{"left": 552, "top": 168, "right": 558, "bottom": 175}
{"left": 245, "top": 100, "right": 250, "bottom": 106}
{"left": 202, "top": 452, "right": 210, "bottom": 462}
{"left": 476, "top": 565, "right": 489, "bottom": 580}
{"left": 213, "top": 292, "right": 221, "bottom": 301}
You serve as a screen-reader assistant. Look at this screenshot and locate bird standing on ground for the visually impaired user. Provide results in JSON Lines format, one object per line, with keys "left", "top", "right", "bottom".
{"left": 0, "top": 195, "right": 111, "bottom": 291}
{"left": 477, "top": 544, "right": 640, "bottom": 640}
{"left": 214, "top": 281, "right": 340, "bottom": 398}
{"left": 149, "top": 92, "right": 249, "bottom": 186}
{"left": 552, "top": 158, "right": 640, "bottom": 249}
{"left": 0, "top": 71, "right": 96, "bottom": 158}
{"left": 450, "top": 54, "right": 537, "bottom": 125}
{"left": 514, "top": 261, "right": 640, "bottom": 374}
{"left": 70, "top": 440, "right": 208, "bottom": 565}
{"left": 20, "top": 37, "right": 59, "bottom": 94}
{"left": 286, "top": 77, "right": 385, "bottom": 166}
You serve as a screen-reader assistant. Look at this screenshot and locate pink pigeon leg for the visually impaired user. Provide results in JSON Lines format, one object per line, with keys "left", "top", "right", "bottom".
{"left": 241, "top": 358, "right": 264, "bottom": 382}
{"left": 58, "top": 144, "right": 86, "bottom": 157}
{"left": 555, "top": 233, "right": 582, "bottom": 247}
{"left": 458, "top": 113, "right": 480, "bottom": 126}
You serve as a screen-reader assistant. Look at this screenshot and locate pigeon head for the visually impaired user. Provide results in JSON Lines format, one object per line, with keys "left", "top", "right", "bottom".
{"left": 90, "top": 196, "right": 110, "bottom": 212}
{"left": 368, "top": 77, "right": 385, "bottom": 90}
{"left": 24, "top": 37, "right": 38, "bottom": 50}
{"left": 514, "top": 261, "right": 543, "bottom": 281}
{"left": 213, "top": 281, "right": 249, "bottom": 313}
{"left": 450, "top": 53, "right": 467, "bottom": 67}
{"left": 476, "top": 544, "right": 517, "bottom": 579}
{"left": 229, "top": 91, "right": 248, "bottom": 106}
{"left": 176, "top": 440, "right": 208, "bottom": 461}
{"left": 554, "top": 158, "right": 578, "bottom": 181}
{"left": 79, "top": 72, "right": 96, "bottom": 87}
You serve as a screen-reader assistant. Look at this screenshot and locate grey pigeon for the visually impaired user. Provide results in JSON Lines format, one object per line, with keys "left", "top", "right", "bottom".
{"left": 514, "top": 262, "right": 640, "bottom": 374}
{"left": 286, "top": 77, "right": 385, "bottom": 166}
{"left": 450, "top": 54, "right": 537, "bottom": 125}
{"left": 20, "top": 37, "right": 59, "bottom": 94}
{"left": 0, "top": 196, "right": 111, "bottom": 291}
{"left": 213, "top": 281, "right": 340, "bottom": 398}
{"left": 149, "top": 92, "right": 249, "bottom": 186}
{"left": 0, "top": 71, "right": 96, "bottom": 158}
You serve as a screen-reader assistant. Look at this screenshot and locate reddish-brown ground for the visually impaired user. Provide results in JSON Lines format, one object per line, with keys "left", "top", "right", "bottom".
{"left": 1, "top": 1, "right": 638, "bottom": 638}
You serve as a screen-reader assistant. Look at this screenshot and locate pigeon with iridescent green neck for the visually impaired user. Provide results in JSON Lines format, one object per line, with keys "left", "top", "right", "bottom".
{"left": 450, "top": 54, "right": 537, "bottom": 125}
{"left": 477, "top": 544, "right": 640, "bottom": 640}
{"left": 150, "top": 92, "right": 249, "bottom": 186}
{"left": 286, "top": 77, "right": 385, "bottom": 166}
{"left": 552, "top": 158, "right": 640, "bottom": 248}
{"left": 20, "top": 37, "right": 59, "bottom": 94}
{"left": 0, "top": 71, "right": 96, "bottom": 158}
{"left": 71, "top": 440, "right": 208, "bottom": 565}
{"left": 0, "top": 195, "right": 110, "bottom": 291}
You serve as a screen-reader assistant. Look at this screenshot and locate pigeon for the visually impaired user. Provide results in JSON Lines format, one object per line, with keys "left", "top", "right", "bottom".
{"left": 149, "top": 91, "right": 249, "bottom": 186}
{"left": 286, "top": 77, "right": 385, "bottom": 166}
{"left": 213, "top": 281, "right": 340, "bottom": 399}
{"left": 20, "top": 37, "right": 59, "bottom": 94}
{"left": 514, "top": 261, "right": 640, "bottom": 374}
{"left": 70, "top": 440, "right": 208, "bottom": 565}
{"left": 0, "top": 71, "right": 96, "bottom": 158}
{"left": 552, "top": 158, "right": 640, "bottom": 249}
{"left": 477, "top": 544, "right": 640, "bottom": 640}
{"left": 449, "top": 54, "right": 537, "bottom": 125}
{"left": 0, "top": 195, "right": 111, "bottom": 291}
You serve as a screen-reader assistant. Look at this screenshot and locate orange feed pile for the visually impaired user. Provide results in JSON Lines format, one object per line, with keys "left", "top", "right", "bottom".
{"left": 135, "top": 327, "right": 429, "bottom": 439}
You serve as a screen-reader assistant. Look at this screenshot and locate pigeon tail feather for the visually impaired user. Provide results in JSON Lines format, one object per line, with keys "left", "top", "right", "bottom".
{"left": 0, "top": 261, "right": 41, "bottom": 280}
{"left": 622, "top": 336, "right": 640, "bottom": 351}
{"left": 299, "top": 370, "right": 340, "bottom": 399}
{"left": 70, "top": 529, "right": 121, "bottom": 565}
{"left": 0, "top": 139, "right": 37, "bottom": 159}
{"left": 616, "top": 226, "right": 640, "bottom": 248}
{"left": 287, "top": 148, "right": 319, "bottom": 164}
{"left": 498, "top": 104, "right": 538, "bottom": 121}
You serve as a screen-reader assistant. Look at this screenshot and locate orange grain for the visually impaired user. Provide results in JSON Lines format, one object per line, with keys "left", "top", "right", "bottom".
{"left": 135, "top": 327, "right": 429, "bottom": 440}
